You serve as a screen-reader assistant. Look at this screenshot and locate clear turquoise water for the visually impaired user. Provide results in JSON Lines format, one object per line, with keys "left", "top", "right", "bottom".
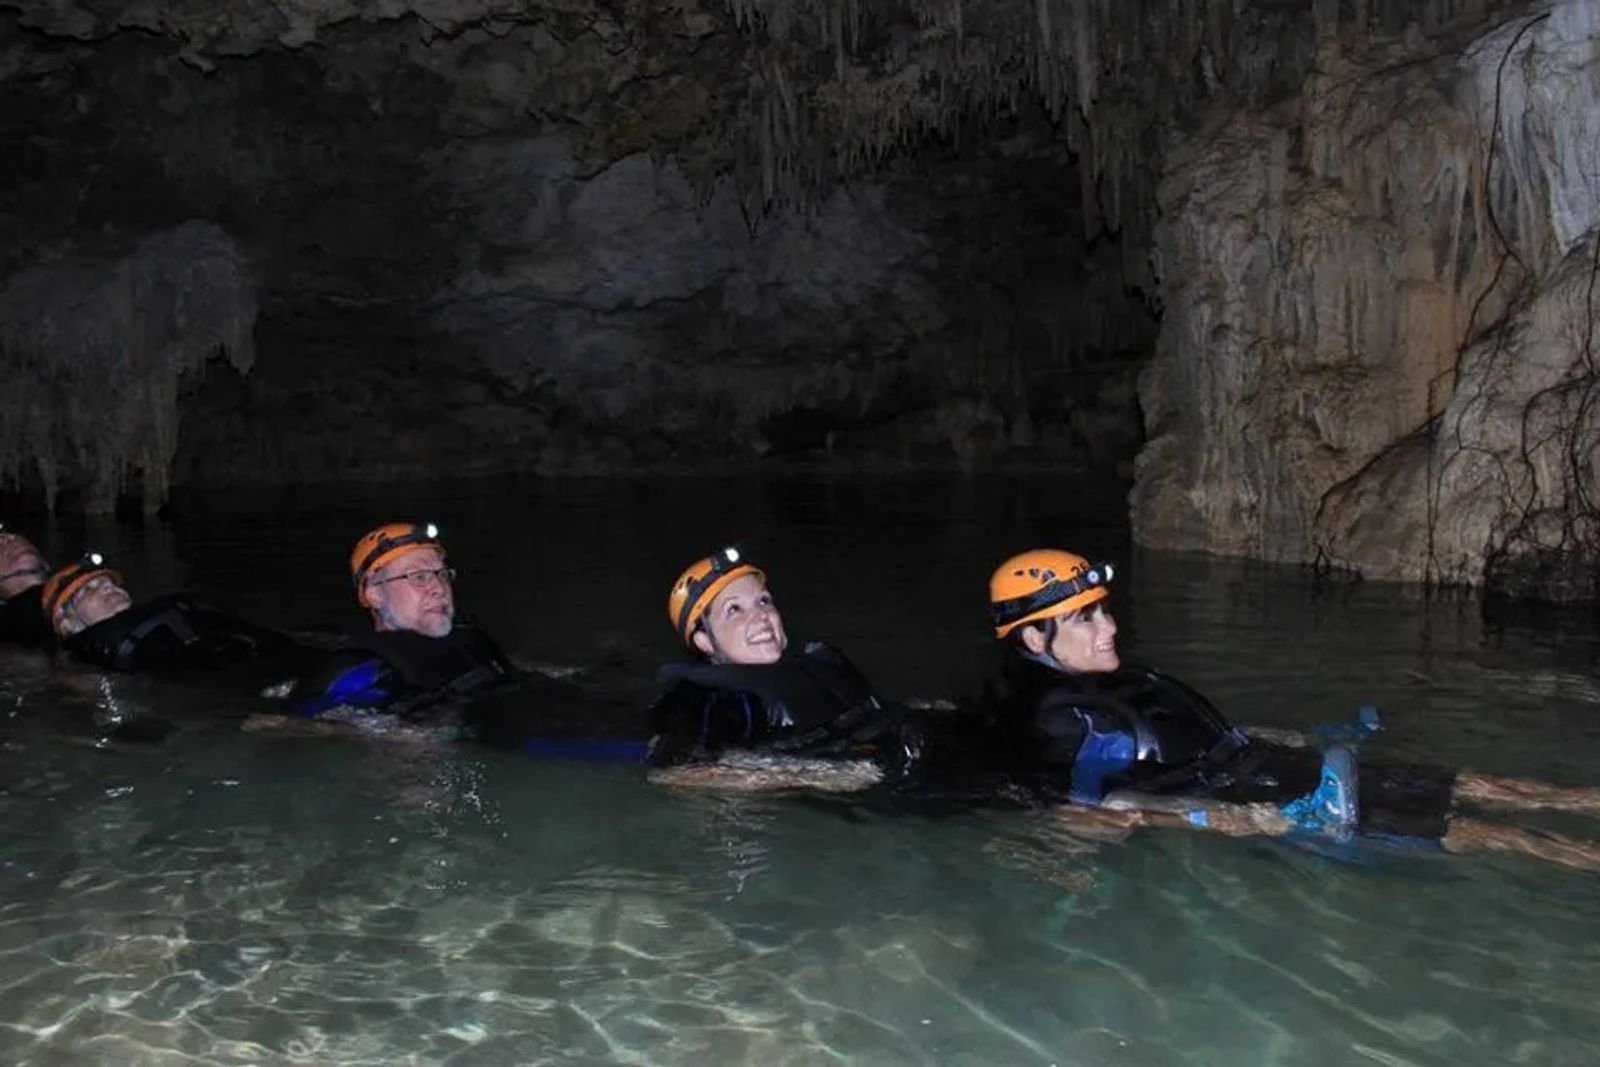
{"left": 2, "top": 474, "right": 1598, "bottom": 1065}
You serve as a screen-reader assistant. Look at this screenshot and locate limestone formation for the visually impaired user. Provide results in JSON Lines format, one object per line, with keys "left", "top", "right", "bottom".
{"left": 9, "top": 0, "right": 1591, "bottom": 603}
{"left": 0, "top": 222, "right": 256, "bottom": 512}
{"left": 1133, "top": 0, "right": 1599, "bottom": 597}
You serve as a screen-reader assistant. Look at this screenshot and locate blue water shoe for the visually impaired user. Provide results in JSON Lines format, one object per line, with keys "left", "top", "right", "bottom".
{"left": 1281, "top": 743, "right": 1361, "bottom": 840}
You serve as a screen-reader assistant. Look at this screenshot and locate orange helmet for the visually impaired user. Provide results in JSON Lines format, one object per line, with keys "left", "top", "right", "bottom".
{"left": 989, "top": 549, "right": 1114, "bottom": 639}
{"left": 41, "top": 552, "right": 124, "bottom": 624}
{"left": 667, "top": 547, "right": 764, "bottom": 643}
{"left": 350, "top": 522, "right": 445, "bottom": 606}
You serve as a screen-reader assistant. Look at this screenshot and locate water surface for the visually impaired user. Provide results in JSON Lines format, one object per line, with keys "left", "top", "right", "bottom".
{"left": 3, "top": 474, "right": 1599, "bottom": 1066}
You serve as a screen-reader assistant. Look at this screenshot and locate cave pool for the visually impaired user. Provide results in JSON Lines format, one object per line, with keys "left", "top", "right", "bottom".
{"left": 3, "top": 473, "right": 1598, "bottom": 1065}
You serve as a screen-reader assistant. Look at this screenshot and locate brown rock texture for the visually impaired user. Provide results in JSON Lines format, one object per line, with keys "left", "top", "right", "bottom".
{"left": 0, "top": 222, "right": 255, "bottom": 512}
{"left": 5, "top": 0, "right": 1556, "bottom": 581}
{"left": 1133, "top": 1, "right": 1600, "bottom": 598}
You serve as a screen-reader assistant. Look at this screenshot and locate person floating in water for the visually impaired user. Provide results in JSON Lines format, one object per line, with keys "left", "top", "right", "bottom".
{"left": 0, "top": 524, "right": 51, "bottom": 645}
{"left": 289, "top": 521, "right": 513, "bottom": 716}
{"left": 981, "top": 548, "right": 1600, "bottom": 870}
{"left": 645, "top": 548, "right": 921, "bottom": 792}
{"left": 40, "top": 552, "right": 290, "bottom": 672}
{"left": 265, "top": 521, "right": 594, "bottom": 746}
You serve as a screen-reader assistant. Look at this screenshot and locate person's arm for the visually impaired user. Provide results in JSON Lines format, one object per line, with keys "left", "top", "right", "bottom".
{"left": 644, "top": 683, "right": 750, "bottom": 766}
{"left": 644, "top": 684, "right": 881, "bottom": 792}
{"left": 189, "top": 601, "right": 291, "bottom": 662}
{"left": 1240, "top": 725, "right": 1311, "bottom": 747}
{"left": 648, "top": 751, "right": 882, "bottom": 793}
{"left": 1016, "top": 704, "right": 1094, "bottom": 767}
{"left": 291, "top": 656, "right": 396, "bottom": 716}
{"left": 244, "top": 653, "right": 444, "bottom": 739}
{"left": 1096, "top": 788, "right": 1294, "bottom": 836}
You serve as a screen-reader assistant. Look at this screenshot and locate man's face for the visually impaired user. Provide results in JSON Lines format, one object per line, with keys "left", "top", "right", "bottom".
{"left": 692, "top": 573, "right": 787, "bottom": 665}
{"left": 364, "top": 546, "right": 454, "bottom": 638}
{"left": 56, "top": 575, "right": 133, "bottom": 636}
{"left": 0, "top": 535, "right": 47, "bottom": 598}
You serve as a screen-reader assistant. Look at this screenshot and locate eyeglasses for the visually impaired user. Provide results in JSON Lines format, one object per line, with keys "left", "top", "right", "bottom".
{"left": 368, "top": 566, "right": 457, "bottom": 590}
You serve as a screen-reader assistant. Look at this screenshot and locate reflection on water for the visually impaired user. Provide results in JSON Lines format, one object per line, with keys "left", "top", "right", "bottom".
{"left": 3, "top": 474, "right": 1600, "bottom": 1065}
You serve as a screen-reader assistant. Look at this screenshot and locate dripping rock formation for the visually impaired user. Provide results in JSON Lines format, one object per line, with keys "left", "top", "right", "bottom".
{"left": 0, "top": 222, "right": 255, "bottom": 512}
{"left": 4, "top": 0, "right": 1597, "bottom": 600}
{"left": 1134, "top": 0, "right": 1600, "bottom": 598}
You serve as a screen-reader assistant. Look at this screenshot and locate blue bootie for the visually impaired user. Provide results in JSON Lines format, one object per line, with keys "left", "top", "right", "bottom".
{"left": 1281, "top": 743, "right": 1361, "bottom": 840}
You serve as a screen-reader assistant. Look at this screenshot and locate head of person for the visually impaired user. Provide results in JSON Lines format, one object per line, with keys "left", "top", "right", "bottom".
{"left": 349, "top": 522, "right": 455, "bottom": 638}
{"left": 990, "top": 548, "right": 1119, "bottom": 673}
{"left": 668, "top": 547, "right": 787, "bottom": 665}
{"left": 0, "top": 526, "right": 49, "bottom": 599}
{"left": 42, "top": 553, "right": 133, "bottom": 638}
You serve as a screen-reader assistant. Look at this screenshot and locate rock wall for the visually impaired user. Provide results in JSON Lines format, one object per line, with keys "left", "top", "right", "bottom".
{"left": 1134, "top": 0, "right": 1600, "bottom": 597}
{"left": 1, "top": 0, "right": 1540, "bottom": 535}
{"left": 0, "top": 222, "right": 255, "bottom": 512}
{"left": 1, "top": 4, "right": 1149, "bottom": 504}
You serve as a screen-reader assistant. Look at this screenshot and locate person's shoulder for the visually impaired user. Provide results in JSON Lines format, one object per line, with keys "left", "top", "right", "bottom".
{"left": 1117, "top": 663, "right": 1169, "bottom": 681}
{"left": 451, "top": 614, "right": 499, "bottom": 640}
{"left": 1119, "top": 663, "right": 1203, "bottom": 697}
{"left": 795, "top": 640, "right": 876, "bottom": 683}
{"left": 648, "top": 669, "right": 716, "bottom": 706}
{"left": 799, "top": 639, "right": 847, "bottom": 662}
{"left": 287, "top": 648, "right": 395, "bottom": 716}
{"left": 445, "top": 616, "right": 513, "bottom": 661}
{"left": 345, "top": 625, "right": 456, "bottom": 663}
{"left": 0, "top": 587, "right": 50, "bottom": 644}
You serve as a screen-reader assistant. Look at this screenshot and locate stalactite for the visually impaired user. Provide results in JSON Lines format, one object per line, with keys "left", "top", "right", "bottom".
{"left": 718, "top": 0, "right": 1517, "bottom": 233}
{"left": 0, "top": 223, "right": 256, "bottom": 513}
{"left": 1131, "top": 0, "right": 1598, "bottom": 594}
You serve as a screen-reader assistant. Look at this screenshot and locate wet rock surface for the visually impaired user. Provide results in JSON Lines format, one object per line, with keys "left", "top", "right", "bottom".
{"left": 1134, "top": 0, "right": 1600, "bottom": 597}
{"left": 10, "top": 0, "right": 1594, "bottom": 601}
{"left": 1, "top": 6, "right": 1147, "bottom": 494}
{"left": 0, "top": 222, "right": 255, "bottom": 512}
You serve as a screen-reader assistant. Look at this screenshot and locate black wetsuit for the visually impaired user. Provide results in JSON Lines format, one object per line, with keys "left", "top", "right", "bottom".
{"left": 294, "top": 621, "right": 599, "bottom": 749}
{"left": 297, "top": 622, "right": 517, "bottom": 713}
{"left": 646, "top": 642, "right": 922, "bottom": 775}
{"left": 0, "top": 585, "right": 49, "bottom": 645}
{"left": 983, "top": 652, "right": 1251, "bottom": 802}
{"left": 984, "top": 651, "right": 1457, "bottom": 840}
{"left": 62, "top": 594, "right": 291, "bottom": 673}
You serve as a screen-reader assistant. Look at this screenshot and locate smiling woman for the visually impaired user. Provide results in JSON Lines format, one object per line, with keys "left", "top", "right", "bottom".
{"left": 645, "top": 548, "right": 919, "bottom": 790}
{"left": 669, "top": 547, "right": 786, "bottom": 665}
